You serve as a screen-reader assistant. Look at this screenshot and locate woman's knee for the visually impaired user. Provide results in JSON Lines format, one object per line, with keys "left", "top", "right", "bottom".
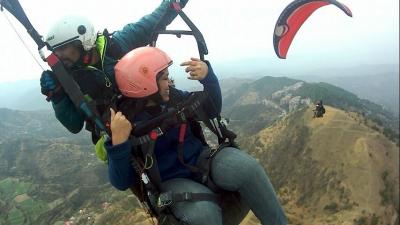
{"left": 171, "top": 200, "right": 223, "bottom": 225}
{"left": 211, "top": 147, "right": 266, "bottom": 183}
{"left": 162, "top": 178, "right": 223, "bottom": 225}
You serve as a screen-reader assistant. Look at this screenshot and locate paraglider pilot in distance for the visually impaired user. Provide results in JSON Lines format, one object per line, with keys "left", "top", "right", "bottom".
{"left": 313, "top": 100, "right": 325, "bottom": 118}
{"left": 106, "top": 46, "right": 288, "bottom": 225}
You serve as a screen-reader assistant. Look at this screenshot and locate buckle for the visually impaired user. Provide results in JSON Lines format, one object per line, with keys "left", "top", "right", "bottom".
{"left": 177, "top": 111, "right": 186, "bottom": 122}
{"left": 149, "top": 127, "right": 163, "bottom": 141}
{"left": 183, "top": 192, "right": 192, "bottom": 201}
{"left": 154, "top": 127, "right": 163, "bottom": 136}
{"left": 157, "top": 191, "right": 173, "bottom": 208}
{"left": 209, "top": 148, "right": 218, "bottom": 157}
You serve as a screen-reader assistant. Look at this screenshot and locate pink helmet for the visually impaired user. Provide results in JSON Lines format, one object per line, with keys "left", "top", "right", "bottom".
{"left": 115, "top": 47, "right": 173, "bottom": 98}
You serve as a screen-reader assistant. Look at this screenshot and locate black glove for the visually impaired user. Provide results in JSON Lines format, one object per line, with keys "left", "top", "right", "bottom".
{"left": 40, "top": 70, "right": 65, "bottom": 104}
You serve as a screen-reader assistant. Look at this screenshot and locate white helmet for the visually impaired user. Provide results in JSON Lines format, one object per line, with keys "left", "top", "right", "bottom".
{"left": 45, "top": 15, "right": 97, "bottom": 51}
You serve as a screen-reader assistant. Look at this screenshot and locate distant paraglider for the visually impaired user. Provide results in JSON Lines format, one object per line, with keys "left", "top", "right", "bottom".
{"left": 313, "top": 100, "right": 326, "bottom": 118}
{"left": 273, "top": 0, "right": 353, "bottom": 59}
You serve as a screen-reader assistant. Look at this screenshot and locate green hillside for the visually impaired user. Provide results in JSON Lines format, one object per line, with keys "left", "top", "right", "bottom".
{"left": 222, "top": 76, "right": 399, "bottom": 144}
{"left": 241, "top": 106, "right": 399, "bottom": 225}
{"left": 223, "top": 76, "right": 301, "bottom": 109}
{"left": 0, "top": 109, "right": 142, "bottom": 225}
{"left": 0, "top": 75, "right": 398, "bottom": 225}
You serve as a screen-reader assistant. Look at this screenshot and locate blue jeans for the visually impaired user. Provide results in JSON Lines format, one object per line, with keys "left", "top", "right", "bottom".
{"left": 161, "top": 147, "right": 288, "bottom": 225}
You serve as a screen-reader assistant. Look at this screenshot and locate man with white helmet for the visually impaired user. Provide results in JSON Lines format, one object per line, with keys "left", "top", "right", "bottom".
{"left": 44, "top": 15, "right": 98, "bottom": 68}
{"left": 39, "top": 0, "right": 188, "bottom": 143}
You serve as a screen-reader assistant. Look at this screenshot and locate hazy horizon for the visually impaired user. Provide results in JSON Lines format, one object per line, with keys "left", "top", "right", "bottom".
{"left": 0, "top": 0, "right": 398, "bottom": 83}
{"left": 1, "top": 63, "right": 398, "bottom": 117}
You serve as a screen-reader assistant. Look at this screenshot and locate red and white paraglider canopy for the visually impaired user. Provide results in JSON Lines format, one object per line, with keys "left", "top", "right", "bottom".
{"left": 273, "top": 0, "right": 352, "bottom": 59}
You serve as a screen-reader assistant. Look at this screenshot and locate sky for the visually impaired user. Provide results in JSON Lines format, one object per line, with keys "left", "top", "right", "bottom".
{"left": 0, "top": 0, "right": 398, "bottom": 83}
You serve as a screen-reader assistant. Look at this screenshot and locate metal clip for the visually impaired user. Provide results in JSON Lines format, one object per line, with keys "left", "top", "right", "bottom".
{"left": 144, "top": 154, "right": 154, "bottom": 169}
{"left": 177, "top": 111, "right": 186, "bottom": 122}
{"left": 154, "top": 127, "right": 163, "bottom": 136}
{"left": 141, "top": 173, "right": 150, "bottom": 184}
{"left": 157, "top": 191, "right": 173, "bottom": 208}
{"left": 105, "top": 76, "right": 112, "bottom": 88}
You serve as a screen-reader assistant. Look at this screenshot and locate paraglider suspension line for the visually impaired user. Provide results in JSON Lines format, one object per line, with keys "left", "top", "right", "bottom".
{"left": 1, "top": 10, "right": 45, "bottom": 71}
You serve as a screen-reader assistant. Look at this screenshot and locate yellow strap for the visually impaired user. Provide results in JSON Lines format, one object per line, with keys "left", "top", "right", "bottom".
{"left": 95, "top": 35, "right": 107, "bottom": 69}
{"left": 95, "top": 135, "right": 108, "bottom": 162}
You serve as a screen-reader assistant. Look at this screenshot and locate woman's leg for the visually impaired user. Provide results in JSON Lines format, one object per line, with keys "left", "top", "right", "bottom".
{"left": 162, "top": 178, "right": 223, "bottom": 225}
{"left": 210, "top": 147, "right": 288, "bottom": 225}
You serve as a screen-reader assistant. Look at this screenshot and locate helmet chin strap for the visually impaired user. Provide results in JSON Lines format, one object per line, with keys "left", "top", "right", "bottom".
{"left": 82, "top": 50, "right": 92, "bottom": 65}
{"left": 72, "top": 47, "right": 93, "bottom": 69}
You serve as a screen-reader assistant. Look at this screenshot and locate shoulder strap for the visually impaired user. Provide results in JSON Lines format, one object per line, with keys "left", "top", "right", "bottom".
{"left": 168, "top": 87, "right": 237, "bottom": 146}
{"left": 102, "top": 28, "right": 124, "bottom": 60}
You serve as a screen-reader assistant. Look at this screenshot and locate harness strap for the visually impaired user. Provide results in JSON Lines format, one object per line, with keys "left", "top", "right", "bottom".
{"left": 171, "top": 1, "right": 181, "bottom": 11}
{"left": 177, "top": 122, "right": 201, "bottom": 173}
{"left": 141, "top": 129, "right": 163, "bottom": 189}
{"left": 126, "top": 90, "right": 238, "bottom": 220}
{"left": 195, "top": 107, "right": 238, "bottom": 146}
{"left": 102, "top": 29, "right": 125, "bottom": 60}
{"left": 130, "top": 127, "right": 164, "bottom": 146}
{"left": 157, "top": 191, "right": 220, "bottom": 208}
{"left": 195, "top": 142, "right": 233, "bottom": 192}
{"left": 178, "top": 122, "right": 187, "bottom": 142}
{"left": 129, "top": 152, "right": 164, "bottom": 217}
{"left": 192, "top": 105, "right": 224, "bottom": 143}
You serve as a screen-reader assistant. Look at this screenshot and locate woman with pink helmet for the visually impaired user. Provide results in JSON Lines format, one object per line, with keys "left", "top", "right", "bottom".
{"left": 106, "top": 46, "right": 287, "bottom": 225}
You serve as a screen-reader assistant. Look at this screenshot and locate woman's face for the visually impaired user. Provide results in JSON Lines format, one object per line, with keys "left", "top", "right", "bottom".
{"left": 157, "top": 69, "right": 170, "bottom": 102}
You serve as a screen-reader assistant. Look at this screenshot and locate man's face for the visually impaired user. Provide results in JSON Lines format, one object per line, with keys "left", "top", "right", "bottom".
{"left": 157, "top": 69, "right": 170, "bottom": 102}
{"left": 53, "top": 42, "right": 81, "bottom": 68}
